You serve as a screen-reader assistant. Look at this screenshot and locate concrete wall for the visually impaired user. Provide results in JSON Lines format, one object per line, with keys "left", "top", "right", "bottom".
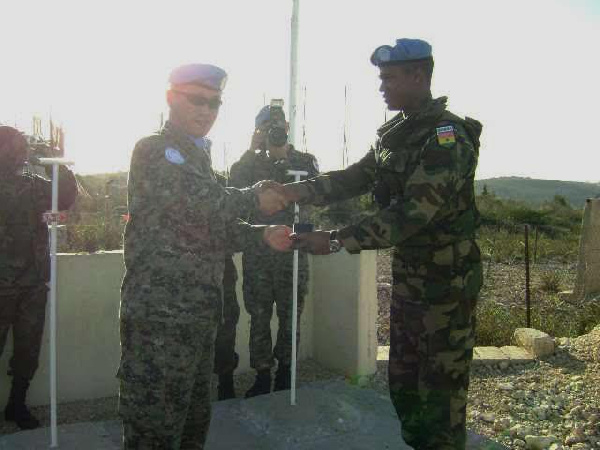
{"left": 573, "top": 198, "right": 600, "bottom": 300}
{"left": 311, "top": 251, "right": 378, "bottom": 377}
{"left": 0, "top": 250, "right": 376, "bottom": 406}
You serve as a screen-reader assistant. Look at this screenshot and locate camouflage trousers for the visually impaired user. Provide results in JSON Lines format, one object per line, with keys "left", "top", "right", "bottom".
{"left": 389, "top": 241, "right": 482, "bottom": 450}
{"left": 242, "top": 251, "right": 308, "bottom": 370}
{"left": 0, "top": 285, "right": 48, "bottom": 381}
{"left": 118, "top": 315, "right": 218, "bottom": 450}
{"left": 213, "top": 257, "right": 240, "bottom": 375}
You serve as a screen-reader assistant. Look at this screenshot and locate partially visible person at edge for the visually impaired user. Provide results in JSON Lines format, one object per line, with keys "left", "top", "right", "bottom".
{"left": 212, "top": 172, "right": 241, "bottom": 401}
{"left": 284, "top": 38, "right": 483, "bottom": 450}
{"left": 226, "top": 105, "right": 319, "bottom": 398}
{"left": 0, "top": 126, "right": 78, "bottom": 430}
{"left": 118, "top": 63, "right": 293, "bottom": 450}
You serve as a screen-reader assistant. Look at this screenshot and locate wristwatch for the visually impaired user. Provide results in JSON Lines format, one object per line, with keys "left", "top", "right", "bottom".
{"left": 329, "top": 230, "right": 342, "bottom": 254}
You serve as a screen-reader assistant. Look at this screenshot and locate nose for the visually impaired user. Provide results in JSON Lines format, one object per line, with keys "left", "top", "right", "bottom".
{"left": 379, "top": 81, "right": 385, "bottom": 93}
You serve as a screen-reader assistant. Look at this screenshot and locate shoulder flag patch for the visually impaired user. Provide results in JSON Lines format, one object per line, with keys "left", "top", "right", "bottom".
{"left": 436, "top": 125, "right": 456, "bottom": 148}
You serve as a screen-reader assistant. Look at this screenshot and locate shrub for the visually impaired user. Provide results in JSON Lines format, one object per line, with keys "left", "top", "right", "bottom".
{"left": 538, "top": 271, "right": 563, "bottom": 293}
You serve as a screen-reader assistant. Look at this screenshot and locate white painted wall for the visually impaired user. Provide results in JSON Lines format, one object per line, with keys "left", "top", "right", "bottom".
{"left": 0, "top": 250, "right": 377, "bottom": 406}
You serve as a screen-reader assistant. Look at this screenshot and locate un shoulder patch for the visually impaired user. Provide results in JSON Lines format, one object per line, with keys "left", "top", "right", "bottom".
{"left": 436, "top": 125, "right": 456, "bottom": 148}
{"left": 165, "top": 147, "right": 185, "bottom": 165}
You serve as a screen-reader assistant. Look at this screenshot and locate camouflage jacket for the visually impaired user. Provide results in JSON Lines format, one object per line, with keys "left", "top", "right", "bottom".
{"left": 122, "top": 122, "right": 262, "bottom": 319}
{"left": 229, "top": 145, "right": 319, "bottom": 226}
{"left": 0, "top": 166, "right": 78, "bottom": 290}
{"left": 296, "top": 97, "right": 482, "bottom": 256}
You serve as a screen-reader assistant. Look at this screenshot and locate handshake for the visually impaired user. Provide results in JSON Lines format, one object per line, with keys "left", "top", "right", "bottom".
{"left": 253, "top": 180, "right": 305, "bottom": 216}
{"left": 253, "top": 181, "right": 338, "bottom": 255}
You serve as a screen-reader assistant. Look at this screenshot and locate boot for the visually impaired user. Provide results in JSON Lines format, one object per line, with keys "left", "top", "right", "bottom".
{"left": 244, "top": 370, "right": 271, "bottom": 398}
{"left": 4, "top": 376, "right": 40, "bottom": 430}
{"left": 217, "top": 372, "right": 236, "bottom": 401}
{"left": 273, "top": 364, "right": 291, "bottom": 392}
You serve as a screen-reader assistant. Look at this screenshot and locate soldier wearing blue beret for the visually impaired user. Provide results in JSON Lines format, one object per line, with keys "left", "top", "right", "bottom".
{"left": 227, "top": 102, "right": 319, "bottom": 399}
{"left": 118, "top": 64, "right": 294, "bottom": 449}
{"left": 284, "top": 38, "right": 483, "bottom": 449}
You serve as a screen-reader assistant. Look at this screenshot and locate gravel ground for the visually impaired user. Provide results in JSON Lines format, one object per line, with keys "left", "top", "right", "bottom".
{"left": 374, "top": 251, "right": 600, "bottom": 449}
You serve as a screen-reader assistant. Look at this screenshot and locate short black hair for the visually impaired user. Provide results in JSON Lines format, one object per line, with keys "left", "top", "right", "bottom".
{"left": 400, "top": 57, "right": 434, "bottom": 81}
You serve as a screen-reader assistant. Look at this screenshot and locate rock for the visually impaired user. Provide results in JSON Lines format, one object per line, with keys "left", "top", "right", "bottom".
{"left": 494, "top": 417, "right": 511, "bottom": 431}
{"left": 498, "top": 382, "right": 516, "bottom": 391}
{"left": 499, "top": 360, "right": 510, "bottom": 370}
{"left": 570, "top": 406, "right": 584, "bottom": 417}
{"left": 533, "top": 406, "right": 549, "bottom": 420}
{"left": 473, "top": 346, "right": 507, "bottom": 365}
{"left": 513, "top": 438, "right": 527, "bottom": 448}
{"left": 479, "top": 412, "right": 496, "bottom": 423}
{"left": 524, "top": 435, "right": 558, "bottom": 450}
{"left": 587, "top": 413, "right": 598, "bottom": 424}
{"left": 549, "top": 444, "right": 565, "bottom": 450}
{"left": 511, "top": 424, "right": 533, "bottom": 439}
{"left": 514, "top": 328, "right": 555, "bottom": 358}
{"left": 570, "top": 444, "right": 590, "bottom": 450}
{"left": 565, "top": 434, "right": 584, "bottom": 445}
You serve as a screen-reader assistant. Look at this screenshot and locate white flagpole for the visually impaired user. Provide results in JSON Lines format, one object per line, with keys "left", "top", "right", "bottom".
{"left": 287, "top": 0, "right": 302, "bottom": 407}
{"left": 38, "top": 157, "right": 73, "bottom": 448}
{"left": 288, "top": 0, "right": 300, "bottom": 147}
{"left": 287, "top": 170, "right": 307, "bottom": 406}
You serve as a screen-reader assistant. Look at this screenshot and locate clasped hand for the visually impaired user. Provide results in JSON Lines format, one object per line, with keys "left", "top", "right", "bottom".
{"left": 253, "top": 180, "right": 289, "bottom": 216}
{"left": 263, "top": 225, "right": 293, "bottom": 252}
{"left": 290, "top": 231, "right": 332, "bottom": 255}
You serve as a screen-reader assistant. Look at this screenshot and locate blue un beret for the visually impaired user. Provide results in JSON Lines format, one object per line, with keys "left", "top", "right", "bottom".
{"left": 255, "top": 105, "right": 271, "bottom": 128}
{"left": 370, "top": 38, "right": 433, "bottom": 66}
{"left": 168, "top": 63, "right": 228, "bottom": 91}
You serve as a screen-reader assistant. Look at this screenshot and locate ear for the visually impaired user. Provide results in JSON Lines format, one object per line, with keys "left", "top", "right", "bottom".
{"left": 166, "top": 90, "right": 175, "bottom": 109}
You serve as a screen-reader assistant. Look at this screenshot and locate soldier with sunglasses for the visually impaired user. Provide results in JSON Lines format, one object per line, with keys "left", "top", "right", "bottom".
{"left": 118, "top": 63, "right": 293, "bottom": 449}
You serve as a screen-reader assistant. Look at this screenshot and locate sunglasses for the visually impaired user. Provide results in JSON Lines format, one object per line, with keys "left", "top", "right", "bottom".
{"left": 172, "top": 90, "right": 222, "bottom": 110}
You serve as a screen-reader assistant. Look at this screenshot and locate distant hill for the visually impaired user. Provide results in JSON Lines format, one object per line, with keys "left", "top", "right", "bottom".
{"left": 476, "top": 177, "right": 600, "bottom": 208}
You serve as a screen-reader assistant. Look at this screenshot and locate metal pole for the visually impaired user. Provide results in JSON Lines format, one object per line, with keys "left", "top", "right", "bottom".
{"left": 287, "top": 170, "right": 308, "bottom": 406}
{"left": 533, "top": 226, "right": 539, "bottom": 265}
{"left": 288, "top": 0, "right": 300, "bottom": 147}
{"left": 525, "top": 225, "right": 531, "bottom": 328}
{"left": 38, "top": 157, "right": 74, "bottom": 448}
{"left": 50, "top": 163, "right": 59, "bottom": 448}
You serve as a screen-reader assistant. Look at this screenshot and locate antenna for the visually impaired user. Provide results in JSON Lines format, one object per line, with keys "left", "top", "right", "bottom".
{"left": 301, "top": 86, "right": 307, "bottom": 153}
{"left": 342, "top": 85, "right": 349, "bottom": 168}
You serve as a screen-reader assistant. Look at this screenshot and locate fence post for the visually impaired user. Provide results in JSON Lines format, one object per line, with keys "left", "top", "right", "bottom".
{"left": 533, "top": 226, "right": 539, "bottom": 265}
{"left": 525, "top": 224, "right": 531, "bottom": 327}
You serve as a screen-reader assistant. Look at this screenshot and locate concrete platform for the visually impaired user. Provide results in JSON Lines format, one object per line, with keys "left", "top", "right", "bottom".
{"left": 0, "top": 381, "right": 507, "bottom": 449}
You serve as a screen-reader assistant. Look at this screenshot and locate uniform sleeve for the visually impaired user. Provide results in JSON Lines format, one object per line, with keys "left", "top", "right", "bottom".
{"left": 32, "top": 166, "right": 77, "bottom": 212}
{"left": 293, "top": 149, "right": 377, "bottom": 206}
{"left": 225, "top": 220, "right": 266, "bottom": 253}
{"left": 128, "top": 137, "right": 257, "bottom": 227}
{"left": 228, "top": 152, "right": 255, "bottom": 189}
{"left": 338, "top": 124, "right": 478, "bottom": 253}
{"left": 306, "top": 153, "right": 320, "bottom": 178}
{"left": 57, "top": 167, "right": 78, "bottom": 211}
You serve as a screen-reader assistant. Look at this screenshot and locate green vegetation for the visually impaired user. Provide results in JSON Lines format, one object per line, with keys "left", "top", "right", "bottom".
{"left": 476, "top": 177, "right": 600, "bottom": 208}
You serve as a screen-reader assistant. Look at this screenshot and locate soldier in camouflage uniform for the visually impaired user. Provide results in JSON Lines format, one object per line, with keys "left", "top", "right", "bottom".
{"left": 285, "top": 39, "right": 483, "bottom": 450}
{"left": 0, "top": 126, "right": 77, "bottom": 430}
{"left": 229, "top": 104, "right": 319, "bottom": 397}
{"left": 118, "top": 64, "right": 292, "bottom": 450}
{"left": 213, "top": 173, "right": 240, "bottom": 400}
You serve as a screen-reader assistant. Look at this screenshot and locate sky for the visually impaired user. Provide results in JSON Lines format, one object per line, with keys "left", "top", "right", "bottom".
{"left": 1, "top": 0, "right": 599, "bottom": 182}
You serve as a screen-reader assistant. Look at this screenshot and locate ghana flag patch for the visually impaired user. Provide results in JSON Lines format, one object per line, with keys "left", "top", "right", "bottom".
{"left": 436, "top": 125, "right": 456, "bottom": 147}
